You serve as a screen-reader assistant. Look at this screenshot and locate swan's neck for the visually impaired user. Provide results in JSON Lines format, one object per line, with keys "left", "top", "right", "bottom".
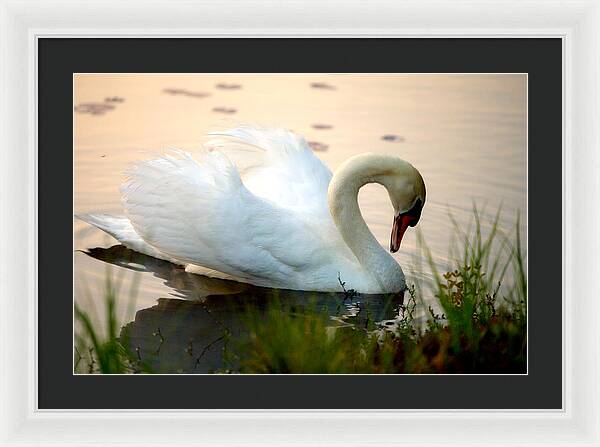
{"left": 328, "top": 154, "right": 409, "bottom": 289}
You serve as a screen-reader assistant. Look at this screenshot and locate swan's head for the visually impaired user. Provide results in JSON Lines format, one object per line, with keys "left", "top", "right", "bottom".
{"left": 375, "top": 157, "right": 426, "bottom": 253}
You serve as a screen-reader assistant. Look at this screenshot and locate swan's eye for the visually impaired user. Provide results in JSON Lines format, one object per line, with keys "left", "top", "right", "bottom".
{"left": 405, "top": 198, "right": 423, "bottom": 227}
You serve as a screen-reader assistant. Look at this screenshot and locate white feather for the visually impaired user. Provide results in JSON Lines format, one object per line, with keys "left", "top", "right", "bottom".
{"left": 76, "top": 213, "right": 177, "bottom": 263}
{"left": 205, "top": 125, "right": 333, "bottom": 218}
{"left": 117, "top": 140, "right": 355, "bottom": 291}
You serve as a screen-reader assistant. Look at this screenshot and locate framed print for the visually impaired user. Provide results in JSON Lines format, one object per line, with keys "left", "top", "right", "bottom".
{"left": 1, "top": 1, "right": 599, "bottom": 446}
{"left": 49, "top": 38, "right": 552, "bottom": 409}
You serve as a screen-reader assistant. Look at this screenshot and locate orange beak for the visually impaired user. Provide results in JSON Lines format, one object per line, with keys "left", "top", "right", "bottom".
{"left": 390, "top": 199, "right": 423, "bottom": 253}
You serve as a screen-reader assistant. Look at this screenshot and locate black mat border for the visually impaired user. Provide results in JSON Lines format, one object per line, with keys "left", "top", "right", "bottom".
{"left": 38, "top": 38, "right": 562, "bottom": 409}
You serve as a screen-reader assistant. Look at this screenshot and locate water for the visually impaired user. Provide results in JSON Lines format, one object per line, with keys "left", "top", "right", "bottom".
{"left": 74, "top": 74, "right": 527, "bottom": 373}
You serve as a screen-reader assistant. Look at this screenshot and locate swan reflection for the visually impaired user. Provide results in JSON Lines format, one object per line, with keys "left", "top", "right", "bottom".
{"left": 84, "top": 245, "right": 405, "bottom": 373}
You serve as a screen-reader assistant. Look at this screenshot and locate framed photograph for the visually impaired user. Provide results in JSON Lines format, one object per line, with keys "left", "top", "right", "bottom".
{"left": 1, "top": 1, "right": 599, "bottom": 446}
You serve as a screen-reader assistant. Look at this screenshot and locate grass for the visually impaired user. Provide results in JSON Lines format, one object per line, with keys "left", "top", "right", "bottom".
{"left": 74, "top": 266, "right": 150, "bottom": 374}
{"left": 74, "top": 206, "right": 527, "bottom": 374}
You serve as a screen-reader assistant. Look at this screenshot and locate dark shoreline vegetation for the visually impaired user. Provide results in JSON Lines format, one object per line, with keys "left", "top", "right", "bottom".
{"left": 74, "top": 207, "right": 527, "bottom": 374}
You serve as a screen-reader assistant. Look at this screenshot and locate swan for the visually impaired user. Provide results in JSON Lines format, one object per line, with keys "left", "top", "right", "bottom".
{"left": 78, "top": 126, "right": 426, "bottom": 294}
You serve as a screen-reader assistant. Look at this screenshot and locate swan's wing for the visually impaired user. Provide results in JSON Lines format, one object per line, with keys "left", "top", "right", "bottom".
{"left": 120, "top": 150, "right": 331, "bottom": 287}
{"left": 205, "top": 126, "right": 333, "bottom": 219}
{"left": 76, "top": 213, "right": 180, "bottom": 263}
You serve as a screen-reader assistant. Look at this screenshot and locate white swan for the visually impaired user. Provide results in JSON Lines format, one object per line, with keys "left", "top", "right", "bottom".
{"left": 78, "top": 126, "right": 426, "bottom": 294}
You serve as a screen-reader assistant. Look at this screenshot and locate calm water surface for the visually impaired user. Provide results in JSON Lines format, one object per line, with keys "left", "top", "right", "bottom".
{"left": 74, "top": 74, "right": 526, "bottom": 373}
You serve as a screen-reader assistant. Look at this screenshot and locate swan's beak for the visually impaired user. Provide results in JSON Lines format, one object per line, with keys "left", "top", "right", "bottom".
{"left": 390, "top": 214, "right": 413, "bottom": 253}
{"left": 390, "top": 199, "right": 423, "bottom": 253}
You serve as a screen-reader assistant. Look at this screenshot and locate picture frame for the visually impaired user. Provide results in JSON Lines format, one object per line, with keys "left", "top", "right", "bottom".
{"left": 1, "top": 0, "right": 598, "bottom": 445}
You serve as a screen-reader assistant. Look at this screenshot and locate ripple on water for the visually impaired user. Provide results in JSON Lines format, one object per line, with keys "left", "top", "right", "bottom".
{"left": 74, "top": 103, "right": 116, "bottom": 116}
{"left": 162, "top": 88, "right": 210, "bottom": 98}
{"left": 381, "top": 134, "right": 405, "bottom": 143}
{"left": 215, "top": 82, "right": 242, "bottom": 90}
{"left": 308, "top": 141, "right": 329, "bottom": 152}
{"left": 311, "top": 123, "right": 333, "bottom": 130}
{"left": 310, "top": 82, "right": 336, "bottom": 90}
{"left": 212, "top": 107, "right": 237, "bottom": 114}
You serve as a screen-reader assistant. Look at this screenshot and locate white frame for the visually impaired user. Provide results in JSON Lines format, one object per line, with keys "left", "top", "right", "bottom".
{"left": 1, "top": 0, "right": 598, "bottom": 445}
